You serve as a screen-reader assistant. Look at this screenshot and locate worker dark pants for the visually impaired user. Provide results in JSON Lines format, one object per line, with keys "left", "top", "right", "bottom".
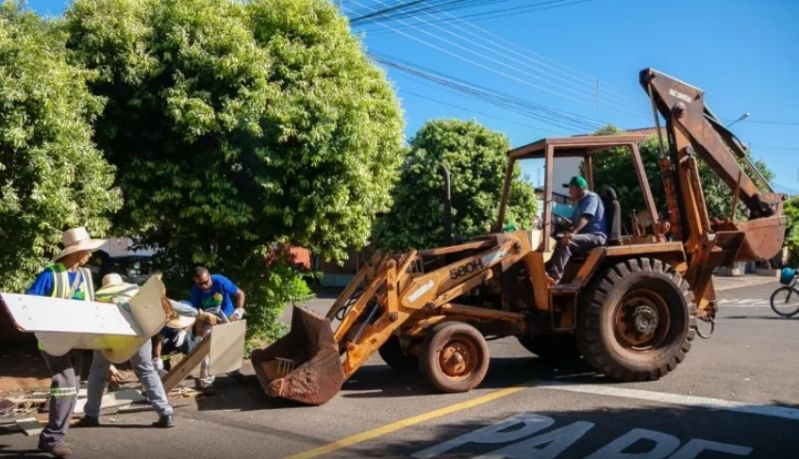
{"left": 39, "top": 350, "right": 79, "bottom": 448}
{"left": 547, "top": 233, "right": 606, "bottom": 282}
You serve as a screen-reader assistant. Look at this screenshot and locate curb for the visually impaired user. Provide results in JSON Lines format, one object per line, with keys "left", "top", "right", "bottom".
{"left": 713, "top": 275, "right": 778, "bottom": 292}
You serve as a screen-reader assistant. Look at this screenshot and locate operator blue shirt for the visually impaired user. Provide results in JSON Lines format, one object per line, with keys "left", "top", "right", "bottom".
{"left": 190, "top": 274, "right": 239, "bottom": 317}
{"left": 26, "top": 264, "right": 90, "bottom": 300}
{"left": 571, "top": 190, "right": 607, "bottom": 237}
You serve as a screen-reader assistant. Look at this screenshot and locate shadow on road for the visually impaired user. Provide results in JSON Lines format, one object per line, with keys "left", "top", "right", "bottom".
{"left": 0, "top": 444, "right": 45, "bottom": 458}
{"left": 724, "top": 315, "right": 794, "bottom": 320}
{"left": 358, "top": 403, "right": 796, "bottom": 458}
{"left": 342, "top": 356, "right": 606, "bottom": 399}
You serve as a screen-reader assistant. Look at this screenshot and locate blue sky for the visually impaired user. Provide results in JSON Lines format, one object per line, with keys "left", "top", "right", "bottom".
{"left": 28, "top": 0, "right": 799, "bottom": 193}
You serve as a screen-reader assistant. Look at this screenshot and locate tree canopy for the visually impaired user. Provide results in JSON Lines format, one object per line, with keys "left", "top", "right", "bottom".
{"left": 0, "top": 3, "right": 120, "bottom": 292}
{"left": 784, "top": 196, "right": 799, "bottom": 265}
{"left": 373, "top": 119, "right": 537, "bottom": 250}
{"left": 64, "top": 0, "right": 404, "bottom": 341}
{"left": 588, "top": 125, "right": 774, "bottom": 226}
{"left": 65, "top": 0, "right": 404, "bottom": 264}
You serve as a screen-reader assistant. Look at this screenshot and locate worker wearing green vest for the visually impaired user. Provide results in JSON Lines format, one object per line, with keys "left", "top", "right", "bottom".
{"left": 26, "top": 227, "right": 105, "bottom": 458}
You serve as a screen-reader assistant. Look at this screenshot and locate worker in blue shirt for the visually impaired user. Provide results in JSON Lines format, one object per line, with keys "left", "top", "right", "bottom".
{"left": 26, "top": 227, "right": 105, "bottom": 458}
{"left": 546, "top": 176, "right": 608, "bottom": 284}
{"left": 190, "top": 266, "right": 245, "bottom": 389}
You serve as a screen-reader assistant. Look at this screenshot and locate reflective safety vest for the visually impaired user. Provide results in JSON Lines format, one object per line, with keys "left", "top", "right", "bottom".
{"left": 46, "top": 263, "right": 95, "bottom": 302}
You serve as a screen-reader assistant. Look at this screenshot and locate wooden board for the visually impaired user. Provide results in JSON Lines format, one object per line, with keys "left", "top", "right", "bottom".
{"left": 161, "top": 334, "right": 212, "bottom": 393}
{"left": 209, "top": 320, "right": 246, "bottom": 374}
{"left": 160, "top": 320, "right": 246, "bottom": 392}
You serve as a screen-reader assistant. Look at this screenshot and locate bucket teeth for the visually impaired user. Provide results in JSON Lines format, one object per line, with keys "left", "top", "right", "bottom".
{"left": 251, "top": 306, "right": 344, "bottom": 405}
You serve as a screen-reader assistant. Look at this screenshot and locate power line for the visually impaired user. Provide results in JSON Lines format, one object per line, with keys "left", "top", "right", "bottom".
{"left": 394, "top": 0, "right": 645, "bottom": 111}
{"left": 399, "top": 88, "right": 566, "bottom": 134}
{"left": 350, "top": 0, "right": 646, "bottom": 121}
{"left": 731, "top": 119, "right": 799, "bottom": 126}
{"left": 358, "top": 0, "right": 595, "bottom": 27}
{"left": 428, "top": 7, "right": 644, "bottom": 108}
{"left": 349, "top": 0, "right": 643, "bottom": 109}
{"left": 371, "top": 51, "right": 606, "bottom": 132}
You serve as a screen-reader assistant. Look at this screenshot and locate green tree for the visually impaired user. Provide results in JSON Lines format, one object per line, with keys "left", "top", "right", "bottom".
{"left": 65, "top": 0, "right": 404, "bottom": 343}
{"left": 784, "top": 196, "right": 799, "bottom": 265}
{"left": 373, "top": 119, "right": 537, "bottom": 250}
{"left": 0, "top": 3, "right": 120, "bottom": 292}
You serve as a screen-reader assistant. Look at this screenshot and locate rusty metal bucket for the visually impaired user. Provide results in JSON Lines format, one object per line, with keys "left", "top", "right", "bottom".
{"left": 251, "top": 306, "right": 344, "bottom": 405}
{"left": 735, "top": 216, "right": 787, "bottom": 261}
{"left": 714, "top": 216, "right": 786, "bottom": 262}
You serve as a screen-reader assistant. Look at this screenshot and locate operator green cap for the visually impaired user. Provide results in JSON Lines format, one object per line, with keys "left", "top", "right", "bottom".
{"left": 563, "top": 175, "right": 588, "bottom": 189}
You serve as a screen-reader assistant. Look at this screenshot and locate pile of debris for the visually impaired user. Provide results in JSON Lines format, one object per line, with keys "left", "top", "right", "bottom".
{"left": 1, "top": 381, "right": 202, "bottom": 437}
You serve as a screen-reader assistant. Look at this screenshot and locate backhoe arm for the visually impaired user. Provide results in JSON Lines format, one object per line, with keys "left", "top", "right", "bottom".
{"left": 641, "top": 68, "right": 784, "bottom": 219}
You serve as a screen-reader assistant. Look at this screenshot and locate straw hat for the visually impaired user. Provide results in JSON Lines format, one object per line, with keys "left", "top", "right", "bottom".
{"left": 53, "top": 227, "right": 106, "bottom": 261}
{"left": 166, "top": 300, "right": 197, "bottom": 329}
{"left": 95, "top": 273, "right": 140, "bottom": 303}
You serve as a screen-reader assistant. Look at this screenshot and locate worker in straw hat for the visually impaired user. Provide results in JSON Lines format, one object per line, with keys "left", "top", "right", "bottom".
{"left": 76, "top": 273, "right": 176, "bottom": 429}
{"left": 26, "top": 227, "right": 106, "bottom": 458}
{"left": 153, "top": 300, "right": 198, "bottom": 375}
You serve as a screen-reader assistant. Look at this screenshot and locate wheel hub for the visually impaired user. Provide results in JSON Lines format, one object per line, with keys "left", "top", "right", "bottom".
{"left": 440, "top": 340, "right": 475, "bottom": 378}
{"left": 613, "top": 289, "right": 671, "bottom": 350}
{"left": 633, "top": 305, "right": 658, "bottom": 334}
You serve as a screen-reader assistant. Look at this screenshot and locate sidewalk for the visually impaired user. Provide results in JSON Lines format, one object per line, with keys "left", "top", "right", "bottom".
{"left": 713, "top": 273, "right": 779, "bottom": 292}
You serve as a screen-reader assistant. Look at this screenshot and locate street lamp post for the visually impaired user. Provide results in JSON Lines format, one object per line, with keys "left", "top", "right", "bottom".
{"left": 726, "top": 112, "right": 750, "bottom": 128}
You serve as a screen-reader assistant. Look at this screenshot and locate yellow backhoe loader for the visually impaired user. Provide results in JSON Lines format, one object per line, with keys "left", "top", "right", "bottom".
{"left": 251, "top": 68, "right": 786, "bottom": 405}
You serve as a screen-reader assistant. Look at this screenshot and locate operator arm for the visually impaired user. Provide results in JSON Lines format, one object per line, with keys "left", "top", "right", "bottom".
{"left": 233, "top": 289, "right": 245, "bottom": 316}
{"left": 563, "top": 215, "right": 590, "bottom": 244}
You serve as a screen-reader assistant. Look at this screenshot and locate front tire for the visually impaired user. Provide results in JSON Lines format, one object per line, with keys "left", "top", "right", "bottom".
{"left": 419, "top": 322, "right": 489, "bottom": 393}
{"left": 770, "top": 287, "right": 799, "bottom": 318}
{"left": 576, "top": 258, "right": 696, "bottom": 381}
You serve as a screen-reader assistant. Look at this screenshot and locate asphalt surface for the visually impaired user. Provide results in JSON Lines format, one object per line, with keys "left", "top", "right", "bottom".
{"left": 2, "top": 279, "right": 798, "bottom": 459}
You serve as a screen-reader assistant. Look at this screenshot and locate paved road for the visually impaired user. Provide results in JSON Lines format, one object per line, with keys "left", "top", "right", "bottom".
{"left": 2, "top": 280, "right": 798, "bottom": 459}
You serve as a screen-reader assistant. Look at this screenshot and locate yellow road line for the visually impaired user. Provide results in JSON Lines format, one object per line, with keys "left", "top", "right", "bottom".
{"left": 286, "top": 385, "right": 527, "bottom": 459}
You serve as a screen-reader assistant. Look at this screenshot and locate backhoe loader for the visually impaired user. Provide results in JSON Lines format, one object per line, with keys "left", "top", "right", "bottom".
{"left": 251, "top": 68, "right": 787, "bottom": 405}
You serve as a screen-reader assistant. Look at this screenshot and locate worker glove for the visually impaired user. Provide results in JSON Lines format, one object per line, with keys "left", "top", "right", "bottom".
{"left": 230, "top": 308, "right": 245, "bottom": 321}
{"left": 152, "top": 357, "right": 164, "bottom": 372}
{"left": 199, "top": 311, "right": 219, "bottom": 325}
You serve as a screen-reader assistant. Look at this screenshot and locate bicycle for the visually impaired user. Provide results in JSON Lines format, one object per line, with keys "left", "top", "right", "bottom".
{"left": 770, "top": 267, "right": 799, "bottom": 318}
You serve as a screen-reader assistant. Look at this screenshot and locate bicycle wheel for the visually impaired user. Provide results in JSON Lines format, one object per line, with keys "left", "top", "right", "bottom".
{"left": 770, "top": 287, "right": 799, "bottom": 318}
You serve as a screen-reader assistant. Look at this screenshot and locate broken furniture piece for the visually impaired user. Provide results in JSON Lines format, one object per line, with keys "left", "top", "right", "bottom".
{"left": 160, "top": 320, "right": 246, "bottom": 392}
{"left": 1, "top": 276, "right": 169, "bottom": 363}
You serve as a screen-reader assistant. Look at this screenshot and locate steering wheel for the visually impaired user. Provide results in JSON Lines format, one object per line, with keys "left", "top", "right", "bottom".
{"left": 551, "top": 214, "right": 572, "bottom": 235}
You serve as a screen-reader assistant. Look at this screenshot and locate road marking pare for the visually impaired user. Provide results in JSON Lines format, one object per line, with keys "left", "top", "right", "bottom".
{"left": 413, "top": 413, "right": 752, "bottom": 459}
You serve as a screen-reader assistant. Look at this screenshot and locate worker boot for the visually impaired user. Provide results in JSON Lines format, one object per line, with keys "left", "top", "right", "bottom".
{"left": 151, "top": 414, "right": 175, "bottom": 428}
{"left": 74, "top": 415, "right": 100, "bottom": 427}
{"left": 38, "top": 441, "right": 73, "bottom": 458}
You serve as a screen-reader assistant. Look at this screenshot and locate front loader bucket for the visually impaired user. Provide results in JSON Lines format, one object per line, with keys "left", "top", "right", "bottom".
{"left": 251, "top": 306, "right": 344, "bottom": 405}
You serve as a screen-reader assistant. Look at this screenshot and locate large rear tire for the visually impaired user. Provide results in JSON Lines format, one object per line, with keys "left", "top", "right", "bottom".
{"left": 378, "top": 335, "right": 418, "bottom": 371}
{"left": 576, "top": 258, "right": 696, "bottom": 381}
{"left": 419, "top": 322, "right": 489, "bottom": 393}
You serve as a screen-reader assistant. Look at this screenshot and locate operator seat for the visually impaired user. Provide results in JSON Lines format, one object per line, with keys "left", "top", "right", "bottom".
{"left": 600, "top": 186, "right": 622, "bottom": 246}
